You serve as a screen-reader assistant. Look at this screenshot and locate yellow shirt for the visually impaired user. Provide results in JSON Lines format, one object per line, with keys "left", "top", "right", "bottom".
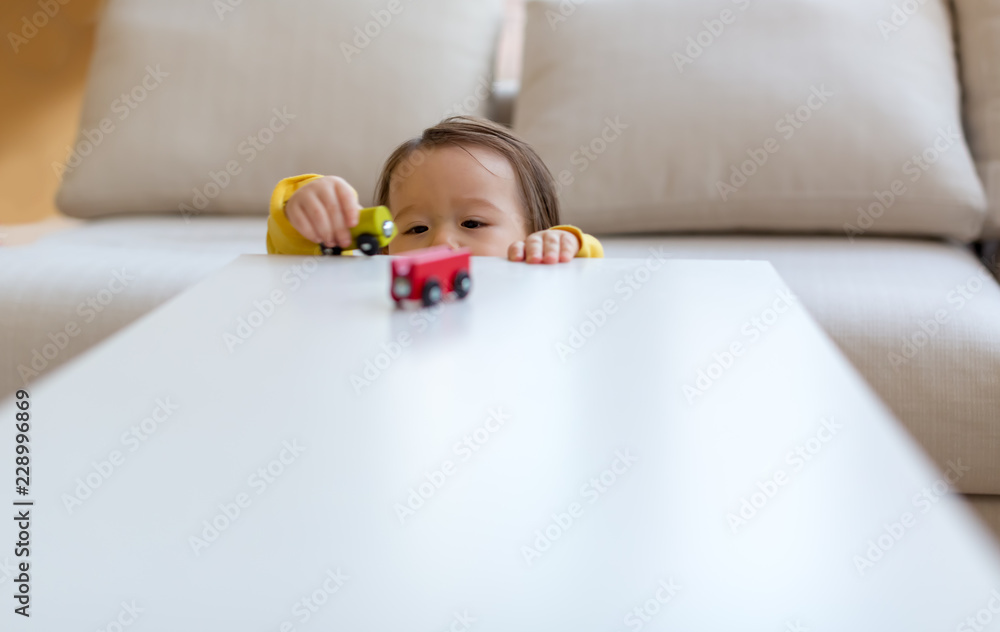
{"left": 266, "top": 174, "right": 604, "bottom": 258}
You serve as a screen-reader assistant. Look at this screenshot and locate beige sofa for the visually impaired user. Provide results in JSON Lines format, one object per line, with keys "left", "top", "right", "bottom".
{"left": 2, "top": 0, "right": 1000, "bottom": 537}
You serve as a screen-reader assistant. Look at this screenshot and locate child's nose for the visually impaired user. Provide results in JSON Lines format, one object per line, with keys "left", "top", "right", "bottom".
{"left": 429, "top": 229, "right": 461, "bottom": 250}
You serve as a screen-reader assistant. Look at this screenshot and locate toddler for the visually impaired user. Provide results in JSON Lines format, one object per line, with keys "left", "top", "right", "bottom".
{"left": 266, "top": 117, "right": 602, "bottom": 263}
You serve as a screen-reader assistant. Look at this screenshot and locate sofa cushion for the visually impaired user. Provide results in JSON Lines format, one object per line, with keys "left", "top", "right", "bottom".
{"left": 953, "top": 0, "right": 1000, "bottom": 238}
{"left": 601, "top": 234, "right": 1000, "bottom": 495}
{"left": 2, "top": 219, "right": 999, "bottom": 493}
{"left": 0, "top": 216, "right": 267, "bottom": 400}
{"left": 54, "top": 0, "right": 503, "bottom": 219}
{"left": 968, "top": 495, "right": 1000, "bottom": 545}
{"left": 514, "top": 0, "right": 987, "bottom": 240}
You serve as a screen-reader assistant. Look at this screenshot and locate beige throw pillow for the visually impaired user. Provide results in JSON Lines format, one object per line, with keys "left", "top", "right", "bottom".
{"left": 514, "top": 0, "right": 987, "bottom": 240}
{"left": 56, "top": 0, "right": 502, "bottom": 218}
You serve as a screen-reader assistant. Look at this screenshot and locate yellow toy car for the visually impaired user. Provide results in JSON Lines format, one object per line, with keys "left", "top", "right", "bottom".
{"left": 320, "top": 206, "right": 397, "bottom": 256}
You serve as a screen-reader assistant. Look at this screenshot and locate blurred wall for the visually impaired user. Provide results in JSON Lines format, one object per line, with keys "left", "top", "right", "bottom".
{"left": 0, "top": 0, "right": 103, "bottom": 225}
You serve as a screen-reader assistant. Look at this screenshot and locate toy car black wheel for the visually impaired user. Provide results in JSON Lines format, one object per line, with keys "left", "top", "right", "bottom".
{"left": 356, "top": 234, "right": 380, "bottom": 256}
{"left": 320, "top": 244, "right": 343, "bottom": 256}
{"left": 453, "top": 270, "right": 471, "bottom": 299}
{"left": 422, "top": 278, "right": 442, "bottom": 307}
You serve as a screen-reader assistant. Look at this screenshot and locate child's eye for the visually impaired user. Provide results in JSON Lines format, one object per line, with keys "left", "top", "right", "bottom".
{"left": 462, "top": 220, "right": 487, "bottom": 229}
{"left": 404, "top": 225, "right": 428, "bottom": 235}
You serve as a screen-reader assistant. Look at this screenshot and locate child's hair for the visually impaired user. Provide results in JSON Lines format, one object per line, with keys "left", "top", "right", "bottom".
{"left": 374, "top": 116, "right": 560, "bottom": 234}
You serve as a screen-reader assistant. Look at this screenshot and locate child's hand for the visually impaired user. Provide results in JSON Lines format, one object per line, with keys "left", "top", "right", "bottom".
{"left": 508, "top": 229, "right": 580, "bottom": 264}
{"left": 284, "top": 176, "right": 363, "bottom": 249}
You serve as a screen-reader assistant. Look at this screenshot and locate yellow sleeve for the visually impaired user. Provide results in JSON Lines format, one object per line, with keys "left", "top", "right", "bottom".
{"left": 266, "top": 174, "right": 326, "bottom": 255}
{"left": 550, "top": 225, "right": 604, "bottom": 259}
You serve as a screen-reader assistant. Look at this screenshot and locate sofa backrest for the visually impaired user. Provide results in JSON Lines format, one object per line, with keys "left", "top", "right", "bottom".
{"left": 55, "top": 0, "right": 999, "bottom": 243}
{"left": 55, "top": 0, "right": 504, "bottom": 219}
{"left": 510, "top": 0, "right": 986, "bottom": 241}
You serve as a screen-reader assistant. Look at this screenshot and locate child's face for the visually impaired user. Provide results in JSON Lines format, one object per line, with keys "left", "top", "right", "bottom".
{"left": 386, "top": 144, "right": 529, "bottom": 257}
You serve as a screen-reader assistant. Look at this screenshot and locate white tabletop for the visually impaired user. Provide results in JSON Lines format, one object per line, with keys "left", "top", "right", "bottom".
{"left": 4, "top": 254, "right": 1000, "bottom": 631}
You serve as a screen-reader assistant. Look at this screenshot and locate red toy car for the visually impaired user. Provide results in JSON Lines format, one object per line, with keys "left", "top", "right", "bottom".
{"left": 390, "top": 246, "right": 472, "bottom": 307}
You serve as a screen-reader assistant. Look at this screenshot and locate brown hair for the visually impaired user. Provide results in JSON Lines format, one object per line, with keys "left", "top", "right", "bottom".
{"left": 374, "top": 116, "right": 560, "bottom": 234}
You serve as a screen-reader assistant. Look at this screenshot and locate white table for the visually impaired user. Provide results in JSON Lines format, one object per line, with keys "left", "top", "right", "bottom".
{"left": 4, "top": 254, "right": 1000, "bottom": 631}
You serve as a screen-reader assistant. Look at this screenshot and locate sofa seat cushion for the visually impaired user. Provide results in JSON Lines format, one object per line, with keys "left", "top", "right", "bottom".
{"left": 0, "top": 216, "right": 267, "bottom": 400}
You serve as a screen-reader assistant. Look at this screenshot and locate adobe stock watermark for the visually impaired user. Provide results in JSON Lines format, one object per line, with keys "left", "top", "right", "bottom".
{"left": 552, "top": 117, "right": 629, "bottom": 197}
{"left": 223, "top": 255, "right": 319, "bottom": 352}
{"left": 17, "top": 268, "right": 137, "bottom": 386}
{"left": 180, "top": 106, "right": 296, "bottom": 222}
{"left": 520, "top": 449, "right": 638, "bottom": 567}
{"left": 844, "top": 125, "right": 964, "bottom": 239}
{"left": 393, "top": 408, "right": 511, "bottom": 525}
{"left": 341, "top": 0, "right": 415, "bottom": 63}
{"left": 726, "top": 416, "right": 842, "bottom": 534}
{"left": 955, "top": 590, "right": 1000, "bottom": 632}
{"left": 434, "top": 611, "right": 476, "bottom": 632}
{"left": 188, "top": 439, "right": 306, "bottom": 556}
{"left": 622, "top": 579, "right": 682, "bottom": 631}
{"left": 673, "top": 0, "right": 754, "bottom": 73}
{"left": 61, "top": 397, "right": 180, "bottom": 514}
{"left": 684, "top": 288, "right": 799, "bottom": 404}
{"left": 0, "top": 557, "right": 24, "bottom": 616}
{"left": 442, "top": 76, "right": 493, "bottom": 120}
{"left": 52, "top": 65, "right": 170, "bottom": 179}
{"left": 7, "top": 0, "right": 71, "bottom": 54}
{"left": 877, "top": 0, "right": 931, "bottom": 41}
{"left": 544, "top": 0, "right": 591, "bottom": 30}
{"left": 0, "top": 557, "right": 14, "bottom": 586}
{"left": 351, "top": 298, "right": 454, "bottom": 394}
{"left": 274, "top": 567, "right": 350, "bottom": 628}
{"left": 852, "top": 457, "right": 970, "bottom": 576}
{"left": 212, "top": 0, "right": 243, "bottom": 21}
{"left": 555, "top": 247, "right": 669, "bottom": 361}
{"left": 95, "top": 601, "right": 143, "bottom": 632}
{"left": 351, "top": 331, "right": 413, "bottom": 394}
{"left": 716, "top": 85, "right": 834, "bottom": 201}
{"left": 391, "top": 142, "right": 476, "bottom": 185}
{"left": 887, "top": 258, "right": 995, "bottom": 371}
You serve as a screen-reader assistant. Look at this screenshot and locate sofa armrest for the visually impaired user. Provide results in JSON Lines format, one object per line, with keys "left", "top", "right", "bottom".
{"left": 488, "top": 80, "right": 519, "bottom": 127}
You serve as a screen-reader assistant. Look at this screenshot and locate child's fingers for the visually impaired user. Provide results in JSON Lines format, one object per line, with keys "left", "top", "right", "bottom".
{"left": 303, "top": 193, "right": 336, "bottom": 246}
{"left": 508, "top": 241, "right": 525, "bottom": 262}
{"left": 315, "top": 186, "right": 351, "bottom": 249}
{"left": 331, "top": 177, "right": 362, "bottom": 229}
{"left": 288, "top": 201, "right": 323, "bottom": 245}
{"left": 512, "top": 232, "right": 578, "bottom": 263}
{"left": 326, "top": 207, "right": 351, "bottom": 250}
{"left": 542, "top": 230, "right": 562, "bottom": 264}
{"left": 312, "top": 184, "right": 344, "bottom": 244}
{"left": 559, "top": 231, "right": 578, "bottom": 262}
{"left": 525, "top": 233, "right": 544, "bottom": 263}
